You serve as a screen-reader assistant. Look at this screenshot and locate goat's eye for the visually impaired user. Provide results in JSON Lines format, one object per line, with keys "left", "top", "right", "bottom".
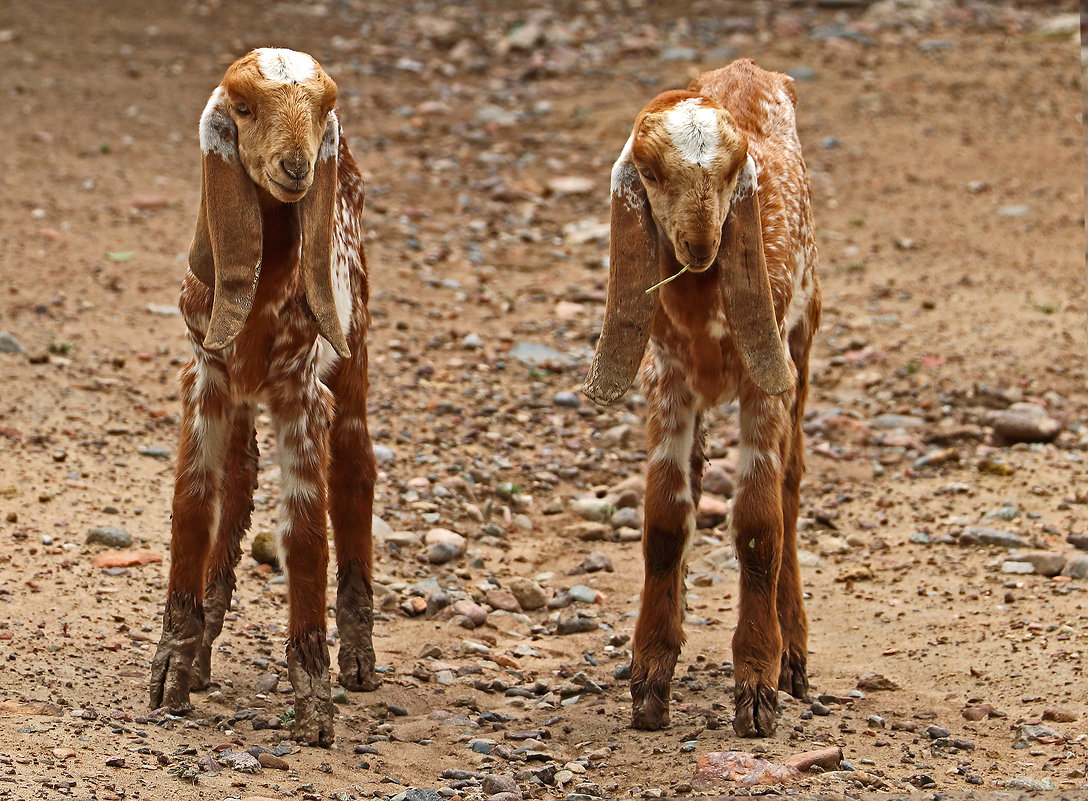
{"left": 639, "top": 170, "right": 658, "bottom": 184}
{"left": 235, "top": 103, "right": 252, "bottom": 116}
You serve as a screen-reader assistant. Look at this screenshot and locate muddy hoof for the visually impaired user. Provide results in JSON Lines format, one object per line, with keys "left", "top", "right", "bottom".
{"left": 630, "top": 668, "right": 671, "bottom": 730}
{"left": 288, "top": 632, "right": 334, "bottom": 746}
{"left": 733, "top": 681, "right": 779, "bottom": 737}
{"left": 631, "top": 696, "right": 670, "bottom": 730}
{"left": 778, "top": 647, "right": 809, "bottom": 699}
{"left": 149, "top": 645, "right": 195, "bottom": 712}
{"left": 338, "top": 662, "right": 381, "bottom": 692}
{"left": 149, "top": 594, "right": 203, "bottom": 711}
{"left": 293, "top": 699, "right": 335, "bottom": 747}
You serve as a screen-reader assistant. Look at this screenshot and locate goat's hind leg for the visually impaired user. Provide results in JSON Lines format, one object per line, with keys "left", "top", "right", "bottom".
{"left": 631, "top": 368, "right": 698, "bottom": 730}
{"left": 192, "top": 404, "right": 258, "bottom": 690}
{"left": 328, "top": 355, "right": 380, "bottom": 692}
{"left": 777, "top": 336, "right": 811, "bottom": 699}
{"left": 150, "top": 358, "right": 229, "bottom": 711}
{"left": 270, "top": 383, "right": 336, "bottom": 746}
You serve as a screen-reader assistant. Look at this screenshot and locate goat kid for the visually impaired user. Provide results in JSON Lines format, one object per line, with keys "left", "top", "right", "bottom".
{"left": 149, "top": 49, "right": 377, "bottom": 746}
{"left": 583, "top": 60, "right": 821, "bottom": 737}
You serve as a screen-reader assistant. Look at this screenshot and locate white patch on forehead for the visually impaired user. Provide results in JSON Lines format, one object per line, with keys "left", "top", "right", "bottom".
{"left": 663, "top": 98, "right": 719, "bottom": 168}
{"left": 256, "top": 48, "right": 317, "bottom": 84}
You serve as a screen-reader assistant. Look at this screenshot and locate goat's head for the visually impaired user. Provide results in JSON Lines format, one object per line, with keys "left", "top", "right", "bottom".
{"left": 190, "top": 48, "right": 349, "bottom": 358}
{"left": 582, "top": 90, "right": 792, "bottom": 405}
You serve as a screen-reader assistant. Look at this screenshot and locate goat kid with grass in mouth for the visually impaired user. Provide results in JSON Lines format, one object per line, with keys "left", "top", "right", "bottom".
{"left": 584, "top": 59, "right": 821, "bottom": 738}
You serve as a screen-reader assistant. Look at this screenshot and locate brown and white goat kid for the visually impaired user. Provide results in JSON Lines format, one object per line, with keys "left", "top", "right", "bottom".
{"left": 583, "top": 60, "right": 821, "bottom": 737}
{"left": 149, "top": 49, "right": 377, "bottom": 746}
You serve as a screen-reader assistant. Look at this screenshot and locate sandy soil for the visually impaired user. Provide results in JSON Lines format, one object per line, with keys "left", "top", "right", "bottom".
{"left": 0, "top": 1, "right": 1085, "bottom": 799}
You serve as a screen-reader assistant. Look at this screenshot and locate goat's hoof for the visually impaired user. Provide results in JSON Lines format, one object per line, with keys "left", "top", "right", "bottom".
{"left": 338, "top": 648, "right": 380, "bottom": 692}
{"left": 189, "top": 648, "right": 213, "bottom": 691}
{"left": 630, "top": 669, "right": 671, "bottom": 730}
{"left": 288, "top": 632, "right": 334, "bottom": 746}
{"left": 293, "top": 703, "right": 335, "bottom": 747}
{"left": 338, "top": 669, "right": 381, "bottom": 693}
{"left": 631, "top": 700, "right": 670, "bottom": 730}
{"left": 149, "top": 649, "right": 195, "bottom": 713}
{"left": 778, "top": 648, "right": 809, "bottom": 699}
{"left": 733, "top": 681, "right": 779, "bottom": 737}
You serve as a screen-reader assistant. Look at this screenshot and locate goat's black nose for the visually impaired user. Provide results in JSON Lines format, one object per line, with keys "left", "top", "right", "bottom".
{"left": 684, "top": 239, "right": 715, "bottom": 262}
{"left": 281, "top": 160, "right": 310, "bottom": 181}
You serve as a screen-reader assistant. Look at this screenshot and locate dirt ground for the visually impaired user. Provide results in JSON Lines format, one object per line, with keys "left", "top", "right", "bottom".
{"left": 0, "top": 1, "right": 1086, "bottom": 799}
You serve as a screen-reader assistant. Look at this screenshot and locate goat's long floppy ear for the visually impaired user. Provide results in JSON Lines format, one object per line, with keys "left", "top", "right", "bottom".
{"left": 720, "top": 155, "right": 793, "bottom": 395}
{"left": 190, "top": 89, "right": 263, "bottom": 352}
{"left": 582, "top": 139, "right": 659, "bottom": 405}
{"left": 298, "top": 111, "right": 349, "bottom": 359}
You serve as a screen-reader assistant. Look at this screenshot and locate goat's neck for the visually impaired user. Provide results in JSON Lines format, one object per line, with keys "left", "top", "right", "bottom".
{"left": 654, "top": 230, "right": 724, "bottom": 337}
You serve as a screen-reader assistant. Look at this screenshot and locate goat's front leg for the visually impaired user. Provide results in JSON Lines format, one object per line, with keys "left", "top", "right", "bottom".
{"left": 192, "top": 404, "right": 258, "bottom": 690}
{"left": 270, "top": 382, "right": 335, "bottom": 746}
{"left": 731, "top": 381, "right": 790, "bottom": 737}
{"left": 631, "top": 358, "right": 698, "bottom": 730}
{"left": 150, "top": 357, "right": 230, "bottom": 711}
{"left": 327, "top": 354, "right": 379, "bottom": 693}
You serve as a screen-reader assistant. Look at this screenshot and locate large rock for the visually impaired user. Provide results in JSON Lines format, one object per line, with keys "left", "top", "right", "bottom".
{"left": 507, "top": 577, "right": 549, "bottom": 611}
{"left": 987, "top": 403, "right": 1061, "bottom": 444}
{"left": 1007, "top": 550, "right": 1065, "bottom": 577}
{"left": 251, "top": 530, "right": 280, "bottom": 568}
{"left": 696, "top": 495, "right": 730, "bottom": 528}
{"left": 1061, "top": 554, "right": 1088, "bottom": 579}
{"left": 425, "top": 528, "right": 466, "bottom": 564}
{"left": 86, "top": 526, "right": 131, "bottom": 549}
{"left": 958, "top": 527, "right": 1027, "bottom": 548}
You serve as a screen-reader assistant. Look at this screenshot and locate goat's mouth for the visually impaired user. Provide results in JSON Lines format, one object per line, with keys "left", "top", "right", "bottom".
{"left": 268, "top": 176, "right": 310, "bottom": 202}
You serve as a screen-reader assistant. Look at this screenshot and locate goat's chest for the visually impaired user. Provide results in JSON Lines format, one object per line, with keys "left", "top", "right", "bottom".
{"left": 652, "top": 279, "right": 743, "bottom": 407}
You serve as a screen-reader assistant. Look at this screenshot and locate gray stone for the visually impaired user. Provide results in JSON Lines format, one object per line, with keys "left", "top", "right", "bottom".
{"left": 872, "top": 413, "right": 925, "bottom": 430}
{"left": 984, "top": 505, "right": 1020, "bottom": 521}
{"left": 659, "top": 47, "right": 698, "bottom": 61}
{"left": 568, "top": 584, "right": 598, "bottom": 604}
{"left": 988, "top": 403, "right": 1061, "bottom": 444}
{"left": 958, "top": 527, "right": 1027, "bottom": 548}
{"left": 1061, "top": 554, "right": 1088, "bottom": 579}
{"left": 481, "top": 775, "right": 519, "bottom": 796}
{"left": 553, "top": 391, "right": 580, "bottom": 408}
{"left": 219, "top": 750, "right": 262, "bottom": 774}
{"left": 1008, "top": 550, "right": 1066, "bottom": 577}
{"left": 0, "top": 332, "right": 27, "bottom": 355}
{"left": 507, "top": 577, "right": 548, "bottom": 611}
{"left": 1001, "top": 561, "right": 1035, "bottom": 575}
{"left": 568, "top": 497, "right": 614, "bottom": 523}
{"left": 85, "top": 526, "right": 131, "bottom": 549}
{"left": 701, "top": 466, "right": 733, "bottom": 497}
{"left": 509, "top": 342, "right": 573, "bottom": 367}
{"left": 462, "top": 332, "right": 483, "bottom": 350}
{"left": 373, "top": 444, "right": 395, "bottom": 464}
{"left": 575, "top": 552, "right": 613, "bottom": 573}
{"left": 556, "top": 615, "right": 598, "bottom": 635}
{"left": 1015, "top": 723, "right": 1063, "bottom": 746}
{"left": 609, "top": 506, "right": 640, "bottom": 530}
{"left": 138, "top": 445, "right": 171, "bottom": 459}
{"left": 1005, "top": 777, "right": 1054, "bottom": 791}
{"left": 391, "top": 790, "right": 444, "bottom": 801}
{"left": 425, "top": 528, "right": 466, "bottom": 564}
